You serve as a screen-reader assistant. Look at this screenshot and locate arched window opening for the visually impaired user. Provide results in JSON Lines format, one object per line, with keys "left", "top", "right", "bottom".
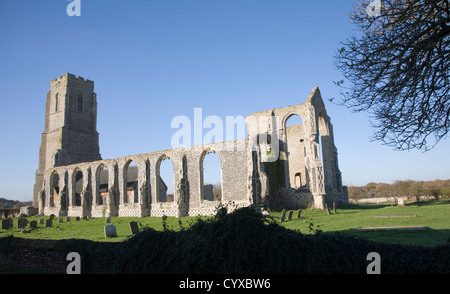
{"left": 201, "top": 151, "right": 222, "bottom": 201}
{"left": 294, "top": 173, "right": 302, "bottom": 188}
{"left": 51, "top": 173, "right": 60, "bottom": 207}
{"left": 125, "top": 160, "right": 138, "bottom": 204}
{"left": 77, "top": 93, "right": 84, "bottom": 112}
{"left": 158, "top": 157, "right": 174, "bottom": 202}
{"left": 97, "top": 165, "right": 109, "bottom": 205}
{"left": 285, "top": 114, "right": 306, "bottom": 189}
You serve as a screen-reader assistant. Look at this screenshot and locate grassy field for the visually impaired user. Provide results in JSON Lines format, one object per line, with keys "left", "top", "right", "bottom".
{"left": 276, "top": 199, "right": 450, "bottom": 247}
{"left": 1, "top": 199, "right": 449, "bottom": 247}
{"left": 0, "top": 214, "right": 203, "bottom": 242}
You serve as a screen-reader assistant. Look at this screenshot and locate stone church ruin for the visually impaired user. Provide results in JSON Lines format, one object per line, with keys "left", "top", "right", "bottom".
{"left": 32, "top": 73, "right": 348, "bottom": 217}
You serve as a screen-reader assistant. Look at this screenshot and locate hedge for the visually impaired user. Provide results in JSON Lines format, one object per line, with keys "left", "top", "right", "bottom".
{"left": 1, "top": 206, "right": 449, "bottom": 274}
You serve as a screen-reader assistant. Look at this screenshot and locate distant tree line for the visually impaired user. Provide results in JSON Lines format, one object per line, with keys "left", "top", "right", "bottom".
{"left": 0, "top": 198, "right": 32, "bottom": 209}
{"left": 348, "top": 179, "right": 450, "bottom": 200}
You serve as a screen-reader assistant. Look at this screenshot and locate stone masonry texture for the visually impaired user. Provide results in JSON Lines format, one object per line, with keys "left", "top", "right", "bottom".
{"left": 33, "top": 73, "right": 348, "bottom": 218}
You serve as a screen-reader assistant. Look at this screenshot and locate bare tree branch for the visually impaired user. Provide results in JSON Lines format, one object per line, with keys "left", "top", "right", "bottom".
{"left": 334, "top": 0, "right": 450, "bottom": 151}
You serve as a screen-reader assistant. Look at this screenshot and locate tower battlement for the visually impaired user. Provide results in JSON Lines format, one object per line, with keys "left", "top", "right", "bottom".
{"left": 51, "top": 73, "right": 94, "bottom": 86}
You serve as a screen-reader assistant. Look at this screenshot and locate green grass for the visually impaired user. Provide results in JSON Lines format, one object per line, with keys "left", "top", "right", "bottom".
{"left": 0, "top": 215, "right": 205, "bottom": 242}
{"left": 1, "top": 200, "right": 449, "bottom": 247}
{"left": 275, "top": 199, "right": 450, "bottom": 247}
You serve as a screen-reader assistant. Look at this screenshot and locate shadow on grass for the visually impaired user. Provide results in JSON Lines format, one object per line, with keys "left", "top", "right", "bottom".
{"left": 404, "top": 199, "right": 450, "bottom": 207}
{"left": 337, "top": 199, "right": 450, "bottom": 210}
{"left": 336, "top": 203, "right": 393, "bottom": 210}
{"left": 331, "top": 227, "right": 450, "bottom": 247}
{"left": 269, "top": 202, "right": 393, "bottom": 214}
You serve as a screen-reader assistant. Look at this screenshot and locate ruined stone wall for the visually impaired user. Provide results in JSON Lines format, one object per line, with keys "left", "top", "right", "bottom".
{"left": 245, "top": 87, "right": 347, "bottom": 209}
{"left": 33, "top": 76, "right": 347, "bottom": 216}
{"left": 39, "top": 139, "right": 249, "bottom": 218}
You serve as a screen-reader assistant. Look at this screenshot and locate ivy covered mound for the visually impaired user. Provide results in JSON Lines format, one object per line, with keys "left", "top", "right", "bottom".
{"left": 57, "top": 206, "right": 450, "bottom": 274}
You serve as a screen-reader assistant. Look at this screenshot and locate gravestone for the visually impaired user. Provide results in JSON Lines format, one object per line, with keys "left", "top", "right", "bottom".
{"left": 296, "top": 209, "right": 302, "bottom": 219}
{"left": 17, "top": 218, "right": 28, "bottom": 229}
{"left": 45, "top": 219, "right": 52, "bottom": 227}
{"left": 129, "top": 221, "right": 139, "bottom": 235}
{"left": 397, "top": 198, "right": 405, "bottom": 206}
{"left": 29, "top": 220, "right": 38, "bottom": 229}
{"left": 105, "top": 216, "right": 111, "bottom": 223}
{"left": 280, "top": 209, "right": 286, "bottom": 223}
{"left": 58, "top": 218, "right": 63, "bottom": 223}
{"left": 1, "top": 219, "right": 11, "bottom": 230}
{"left": 104, "top": 224, "right": 117, "bottom": 238}
{"left": 287, "top": 210, "right": 293, "bottom": 221}
{"left": 39, "top": 218, "right": 44, "bottom": 224}
{"left": 76, "top": 217, "right": 80, "bottom": 221}
{"left": 66, "top": 217, "right": 70, "bottom": 222}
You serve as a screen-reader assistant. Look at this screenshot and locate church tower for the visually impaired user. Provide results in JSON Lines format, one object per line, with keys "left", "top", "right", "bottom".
{"left": 33, "top": 73, "right": 102, "bottom": 207}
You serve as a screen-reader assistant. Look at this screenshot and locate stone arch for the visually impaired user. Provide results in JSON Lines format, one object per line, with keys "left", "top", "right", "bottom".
{"left": 199, "top": 149, "right": 222, "bottom": 202}
{"left": 283, "top": 113, "right": 307, "bottom": 190}
{"left": 123, "top": 159, "right": 139, "bottom": 204}
{"left": 281, "top": 111, "right": 305, "bottom": 132}
{"left": 156, "top": 154, "right": 174, "bottom": 202}
{"left": 95, "top": 163, "right": 109, "bottom": 206}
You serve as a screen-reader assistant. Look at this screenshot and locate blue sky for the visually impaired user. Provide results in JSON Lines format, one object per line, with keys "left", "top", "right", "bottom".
{"left": 0, "top": 0, "right": 448, "bottom": 202}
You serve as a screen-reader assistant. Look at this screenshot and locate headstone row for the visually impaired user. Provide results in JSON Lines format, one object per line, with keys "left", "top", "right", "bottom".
{"left": 1, "top": 218, "right": 50, "bottom": 230}
{"left": 280, "top": 209, "right": 302, "bottom": 223}
{"left": 104, "top": 221, "right": 141, "bottom": 238}
{"left": 1, "top": 217, "right": 66, "bottom": 230}
{"left": 3, "top": 216, "right": 141, "bottom": 239}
